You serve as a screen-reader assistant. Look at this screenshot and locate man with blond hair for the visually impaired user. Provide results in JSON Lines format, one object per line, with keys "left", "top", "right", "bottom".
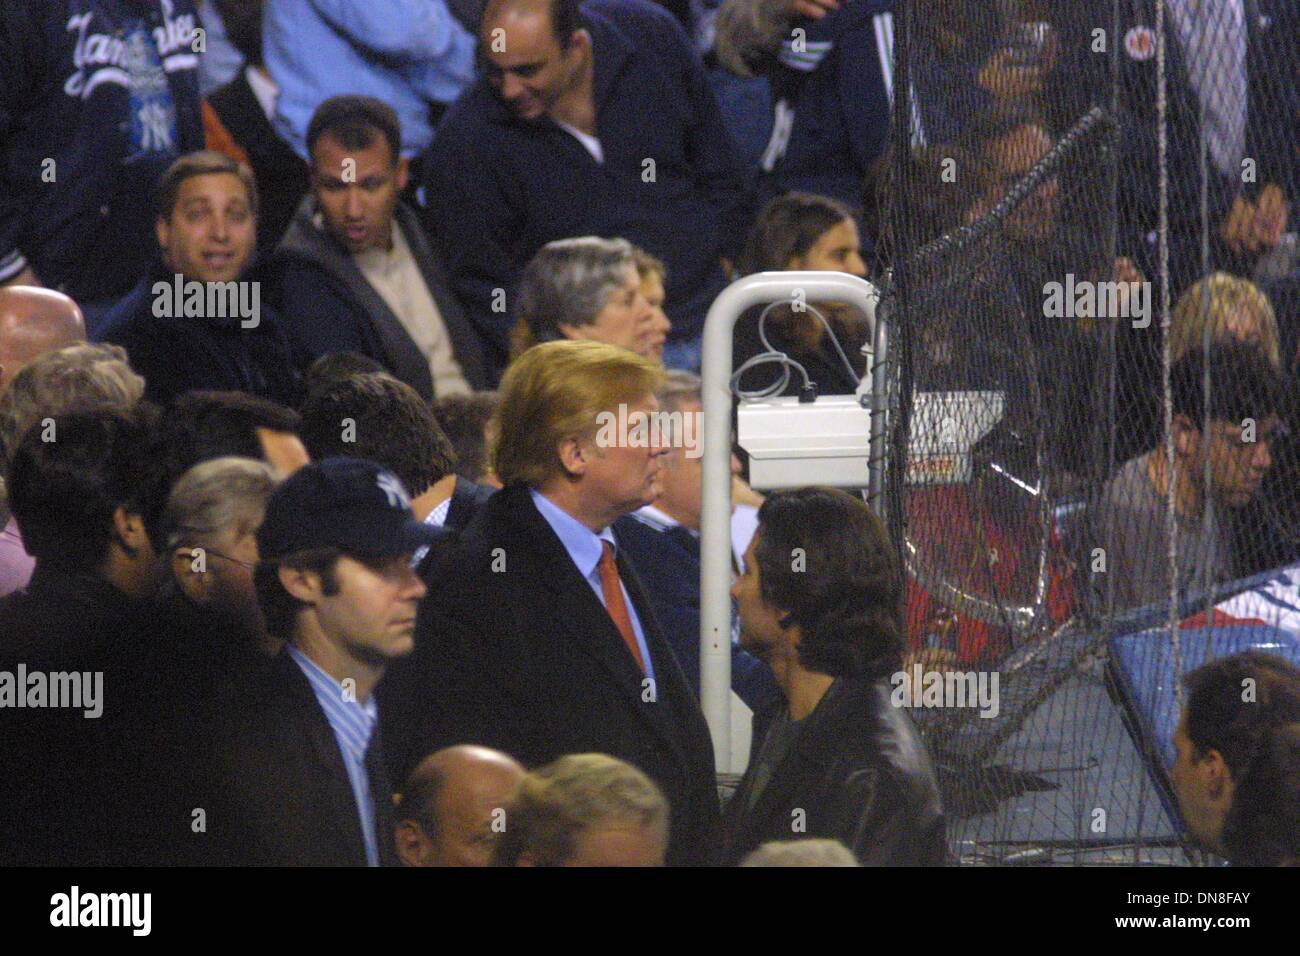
{"left": 384, "top": 340, "right": 719, "bottom": 864}
{"left": 491, "top": 753, "right": 669, "bottom": 867}
{"left": 1169, "top": 272, "right": 1283, "bottom": 370}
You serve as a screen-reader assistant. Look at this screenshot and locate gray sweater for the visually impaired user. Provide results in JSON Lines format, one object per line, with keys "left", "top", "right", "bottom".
{"left": 1088, "top": 454, "right": 1233, "bottom": 613}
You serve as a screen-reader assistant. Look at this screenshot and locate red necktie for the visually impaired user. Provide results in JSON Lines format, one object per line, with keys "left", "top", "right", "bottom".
{"left": 598, "top": 541, "right": 645, "bottom": 674}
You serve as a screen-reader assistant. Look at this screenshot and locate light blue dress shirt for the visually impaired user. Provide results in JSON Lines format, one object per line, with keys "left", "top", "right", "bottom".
{"left": 287, "top": 645, "right": 382, "bottom": 866}
{"left": 530, "top": 489, "right": 656, "bottom": 684}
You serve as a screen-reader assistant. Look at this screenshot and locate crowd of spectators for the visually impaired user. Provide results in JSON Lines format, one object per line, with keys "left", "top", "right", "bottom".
{"left": 0, "top": 0, "right": 1297, "bottom": 867}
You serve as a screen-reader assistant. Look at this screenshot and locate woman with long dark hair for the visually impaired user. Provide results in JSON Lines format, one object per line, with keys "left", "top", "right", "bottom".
{"left": 733, "top": 193, "right": 872, "bottom": 398}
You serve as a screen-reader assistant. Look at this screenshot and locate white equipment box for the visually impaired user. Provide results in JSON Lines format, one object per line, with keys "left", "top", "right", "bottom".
{"left": 737, "top": 390, "right": 1005, "bottom": 491}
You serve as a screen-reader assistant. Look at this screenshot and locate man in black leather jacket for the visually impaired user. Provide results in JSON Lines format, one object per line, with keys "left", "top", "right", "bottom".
{"left": 722, "top": 486, "right": 947, "bottom": 865}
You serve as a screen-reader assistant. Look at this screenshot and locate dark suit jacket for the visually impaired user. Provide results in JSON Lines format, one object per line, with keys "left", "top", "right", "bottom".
{"left": 721, "top": 677, "right": 947, "bottom": 866}
{"left": 412, "top": 478, "right": 495, "bottom": 578}
{"left": 205, "top": 649, "right": 399, "bottom": 866}
{"left": 0, "top": 566, "right": 151, "bottom": 865}
{"left": 269, "top": 198, "right": 489, "bottom": 400}
{"left": 445, "top": 476, "right": 496, "bottom": 534}
{"left": 93, "top": 265, "right": 304, "bottom": 408}
{"left": 614, "top": 512, "right": 780, "bottom": 712}
{"left": 381, "top": 484, "right": 720, "bottom": 864}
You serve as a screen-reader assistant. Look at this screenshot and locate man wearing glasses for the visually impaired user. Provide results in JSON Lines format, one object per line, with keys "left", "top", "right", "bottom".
{"left": 1088, "top": 341, "right": 1283, "bottom": 613}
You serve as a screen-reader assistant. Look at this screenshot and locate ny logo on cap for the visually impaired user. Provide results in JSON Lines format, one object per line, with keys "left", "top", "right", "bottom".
{"left": 376, "top": 473, "right": 410, "bottom": 510}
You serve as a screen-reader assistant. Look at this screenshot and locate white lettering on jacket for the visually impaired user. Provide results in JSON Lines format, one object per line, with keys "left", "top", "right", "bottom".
{"left": 63, "top": 3, "right": 196, "bottom": 100}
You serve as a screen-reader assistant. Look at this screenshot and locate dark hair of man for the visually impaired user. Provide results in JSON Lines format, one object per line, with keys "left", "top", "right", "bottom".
{"left": 396, "top": 763, "right": 448, "bottom": 836}
{"left": 163, "top": 391, "right": 301, "bottom": 464}
{"left": 156, "top": 150, "right": 260, "bottom": 221}
{"left": 253, "top": 548, "right": 342, "bottom": 642}
{"left": 753, "top": 487, "right": 904, "bottom": 680}
{"left": 7, "top": 407, "right": 163, "bottom": 573}
{"left": 547, "top": 0, "right": 584, "bottom": 46}
{"left": 306, "top": 96, "right": 402, "bottom": 169}
{"left": 1183, "top": 651, "right": 1300, "bottom": 865}
{"left": 303, "top": 352, "right": 387, "bottom": 404}
{"left": 149, "top": 392, "right": 300, "bottom": 542}
{"left": 215, "top": 0, "right": 264, "bottom": 67}
{"left": 300, "top": 374, "right": 456, "bottom": 498}
{"left": 1170, "top": 342, "right": 1280, "bottom": 432}
{"left": 432, "top": 392, "right": 499, "bottom": 484}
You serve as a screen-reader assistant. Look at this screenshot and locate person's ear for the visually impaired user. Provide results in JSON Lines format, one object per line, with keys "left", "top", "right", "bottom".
{"left": 396, "top": 157, "right": 410, "bottom": 192}
{"left": 155, "top": 216, "right": 171, "bottom": 257}
{"left": 557, "top": 436, "right": 591, "bottom": 478}
{"left": 395, "top": 819, "right": 431, "bottom": 867}
{"left": 113, "top": 507, "right": 152, "bottom": 555}
{"left": 567, "top": 28, "right": 593, "bottom": 63}
{"left": 173, "top": 546, "right": 215, "bottom": 604}
{"left": 279, "top": 563, "right": 324, "bottom": 605}
{"left": 556, "top": 323, "right": 585, "bottom": 341}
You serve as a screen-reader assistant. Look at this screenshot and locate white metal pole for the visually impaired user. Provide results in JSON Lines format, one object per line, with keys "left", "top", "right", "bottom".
{"left": 699, "top": 271, "right": 880, "bottom": 772}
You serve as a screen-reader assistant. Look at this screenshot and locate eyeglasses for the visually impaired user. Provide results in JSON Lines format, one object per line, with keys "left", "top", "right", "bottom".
{"left": 187, "top": 547, "right": 257, "bottom": 571}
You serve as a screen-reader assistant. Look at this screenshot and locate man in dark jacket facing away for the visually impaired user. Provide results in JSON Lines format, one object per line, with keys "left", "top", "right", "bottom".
{"left": 94, "top": 150, "right": 303, "bottom": 406}
{"left": 0, "top": 0, "right": 204, "bottom": 310}
{"left": 299, "top": 372, "right": 495, "bottom": 548}
{"left": 270, "top": 96, "right": 488, "bottom": 402}
{"left": 0, "top": 408, "right": 169, "bottom": 865}
{"left": 723, "top": 486, "right": 946, "bottom": 865}
{"left": 384, "top": 340, "right": 720, "bottom": 864}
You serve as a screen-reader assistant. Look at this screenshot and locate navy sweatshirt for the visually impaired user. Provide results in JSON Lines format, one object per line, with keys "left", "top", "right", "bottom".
{"left": 0, "top": 1, "right": 203, "bottom": 303}
{"left": 421, "top": 0, "right": 755, "bottom": 375}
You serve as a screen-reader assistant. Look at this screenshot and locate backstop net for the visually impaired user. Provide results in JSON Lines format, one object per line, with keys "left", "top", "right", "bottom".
{"left": 876, "top": 0, "right": 1300, "bottom": 864}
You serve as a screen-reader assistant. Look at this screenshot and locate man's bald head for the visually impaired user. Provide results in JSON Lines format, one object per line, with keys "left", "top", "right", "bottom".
{"left": 481, "top": 0, "right": 580, "bottom": 43}
{"left": 0, "top": 288, "right": 86, "bottom": 393}
{"left": 396, "top": 745, "right": 525, "bottom": 867}
{"left": 479, "top": 0, "right": 589, "bottom": 123}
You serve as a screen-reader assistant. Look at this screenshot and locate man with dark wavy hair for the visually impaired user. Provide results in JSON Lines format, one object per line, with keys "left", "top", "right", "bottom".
{"left": 1174, "top": 651, "right": 1300, "bottom": 866}
{"left": 723, "top": 485, "right": 946, "bottom": 865}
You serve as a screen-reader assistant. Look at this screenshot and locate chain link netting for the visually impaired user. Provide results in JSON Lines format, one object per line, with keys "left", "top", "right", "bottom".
{"left": 876, "top": 0, "right": 1298, "bottom": 864}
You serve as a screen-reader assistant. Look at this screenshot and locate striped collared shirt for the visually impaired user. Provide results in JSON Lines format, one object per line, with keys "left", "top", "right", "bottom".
{"left": 286, "top": 645, "right": 381, "bottom": 866}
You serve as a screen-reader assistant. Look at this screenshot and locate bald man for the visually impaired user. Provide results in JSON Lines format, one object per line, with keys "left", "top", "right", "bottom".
{"left": 0, "top": 288, "right": 85, "bottom": 393}
{"left": 395, "top": 745, "right": 525, "bottom": 866}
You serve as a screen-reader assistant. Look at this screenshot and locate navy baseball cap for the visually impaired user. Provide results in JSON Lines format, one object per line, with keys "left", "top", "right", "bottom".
{"left": 257, "top": 457, "right": 441, "bottom": 561}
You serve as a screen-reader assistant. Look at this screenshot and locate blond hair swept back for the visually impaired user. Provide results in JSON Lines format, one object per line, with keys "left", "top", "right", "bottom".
{"left": 1170, "top": 272, "right": 1280, "bottom": 369}
{"left": 490, "top": 753, "right": 668, "bottom": 866}
{"left": 492, "top": 340, "right": 665, "bottom": 489}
